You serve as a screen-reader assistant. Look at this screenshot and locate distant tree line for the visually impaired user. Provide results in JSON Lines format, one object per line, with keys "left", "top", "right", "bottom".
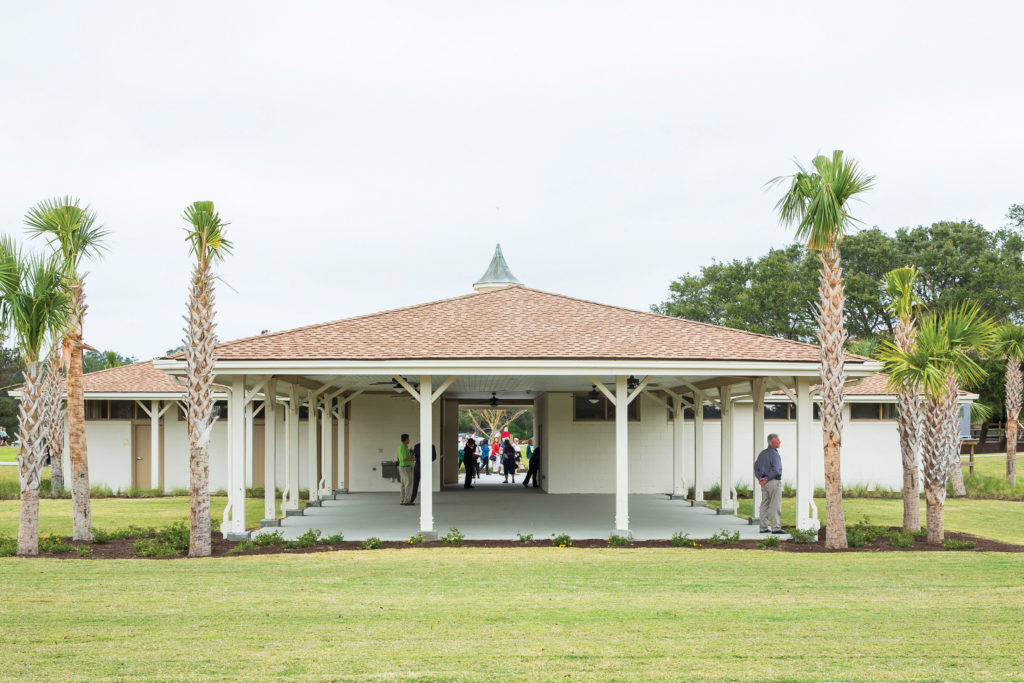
{"left": 653, "top": 208, "right": 1024, "bottom": 441}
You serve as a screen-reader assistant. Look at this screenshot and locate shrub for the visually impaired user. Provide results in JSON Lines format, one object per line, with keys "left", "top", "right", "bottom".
{"left": 708, "top": 529, "right": 740, "bottom": 546}
{"left": 758, "top": 535, "right": 780, "bottom": 549}
{"left": 226, "top": 540, "right": 259, "bottom": 554}
{"left": 408, "top": 534, "right": 424, "bottom": 545}
{"left": 782, "top": 482, "right": 797, "bottom": 497}
{"left": 0, "top": 535, "right": 16, "bottom": 557}
{"left": 154, "top": 521, "right": 190, "bottom": 554}
{"left": 671, "top": 531, "right": 699, "bottom": 548}
{"left": 516, "top": 532, "right": 534, "bottom": 543}
{"left": 607, "top": 534, "right": 631, "bottom": 547}
{"left": 254, "top": 530, "right": 285, "bottom": 547}
{"left": 706, "top": 484, "right": 722, "bottom": 501}
{"left": 551, "top": 533, "right": 573, "bottom": 548}
{"left": 887, "top": 531, "right": 914, "bottom": 548}
{"left": 88, "top": 484, "right": 115, "bottom": 498}
{"left": 75, "top": 544, "right": 93, "bottom": 558}
{"left": 38, "top": 534, "right": 73, "bottom": 553}
{"left": 285, "top": 528, "right": 321, "bottom": 549}
{"left": 133, "top": 538, "right": 182, "bottom": 558}
{"left": 846, "top": 518, "right": 881, "bottom": 548}
{"left": 911, "top": 528, "right": 928, "bottom": 541}
{"left": 92, "top": 525, "right": 156, "bottom": 543}
{"left": 788, "top": 527, "right": 817, "bottom": 543}
{"left": 735, "top": 483, "right": 752, "bottom": 499}
{"left": 360, "top": 537, "right": 383, "bottom": 550}
{"left": 320, "top": 532, "right": 345, "bottom": 545}
{"left": 441, "top": 528, "right": 465, "bottom": 546}
{"left": 942, "top": 538, "right": 977, "bottom": 551}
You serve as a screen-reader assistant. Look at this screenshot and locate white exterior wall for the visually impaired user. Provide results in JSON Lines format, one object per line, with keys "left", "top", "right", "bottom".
{"left": 81, "top": 421, "right": 133, "bottom": 490}
{"left": 346, "top": 393, "right": 441, "bottom": 493}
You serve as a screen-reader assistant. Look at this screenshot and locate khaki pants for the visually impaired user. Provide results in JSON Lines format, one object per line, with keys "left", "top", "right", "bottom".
{"left": 399, "top": 466, "right": 414, "bottom": 503}
{"left": 759, "top": 478, "right": 782, "bottom": 530}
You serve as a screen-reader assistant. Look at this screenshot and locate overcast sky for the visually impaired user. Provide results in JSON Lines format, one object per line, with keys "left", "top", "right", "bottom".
{"left": 1, "top": 1, "right": 1021, "bottom": 360}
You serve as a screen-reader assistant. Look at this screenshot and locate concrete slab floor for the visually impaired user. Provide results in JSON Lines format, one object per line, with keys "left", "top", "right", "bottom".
{"left": 254, "top": 484, "right": 788, "bottom": 542}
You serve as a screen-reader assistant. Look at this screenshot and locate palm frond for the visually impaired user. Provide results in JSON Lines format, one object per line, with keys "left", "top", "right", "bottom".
{"left": 969, "top": 401, "right": 993, "bottom": 424}
{"left": 883, "top": 266, "right": 920, "bottom": 319}
{"left": 995, "top": 323, "right": 1024, "bottom": 362}
{"left": 24, "top": 197, "right": 109, "bottom": 279}
{"left": 7, "top": 252, "right": 72, "bottom": 363}
{"left": 182, "top": 201, "right": 232, "bottom": 264}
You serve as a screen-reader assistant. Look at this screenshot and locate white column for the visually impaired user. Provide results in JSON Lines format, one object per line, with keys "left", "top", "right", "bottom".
{"left": 319, "top": 399, "right": 333, "bottom": 496}
{"left": 226, "top": 375, "right": 246, "bottom": 536}
{"left": 336, "top": 402, "right": 347, "bottom": 492}
{"left": 614, "top": 375, "right": 629, "bottom": 534}
{"left": 671, "top": 396, "right": 685, "bottom": 498}
{"left": 306, "top": 391, "right": 320, "bottom": 502}
{"left": 795, "top": 377, "right": 819, "bottom": 531}
{"left": 150, "top": 400, "right": 161, "bottom": 491}
{"left": 751, "top": 378, "right": 766, "bottom": 523}
{"left": 693, "top": 391, "right": 706, "bottom": 506}
{"left": 719, "top": 385, "right": 735, "bottom": 513}
{"left": 263, "top": 377, "right": 277, "bottom": 522}
{"left": 244, "top": 399, "right": 254, "bottom": 490}
{"left": 283, "top": 385, "right": 300, "bottom": 512}
{"left": 419, "top": 376, "right": 434, "bottom": 536}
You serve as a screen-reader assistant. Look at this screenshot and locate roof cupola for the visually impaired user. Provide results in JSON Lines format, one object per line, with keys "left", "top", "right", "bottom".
{"left": 473, "top": 243, "right": 521, "bottom": 292}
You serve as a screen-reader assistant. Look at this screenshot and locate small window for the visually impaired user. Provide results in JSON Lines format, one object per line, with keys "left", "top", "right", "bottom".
{"left": 572, "top": 394, "right": 639, "bottom": 422}
{"left": 880, "top": 403, "right": 898, "bottom": 420}
{"left": 109, "top": 400, "right": 134, "bottom": 420}
{"left": 702, "top": 404, "right": 721, "bottom": 420}
{"left": 85, "top": 400, "right": 108, "bottom": 420}
{"left": 764, "top": 402, "right": 792, "bottom": 420}
{"left": 851, "top": 403, "right": 881, "bottom": 420}
{"left": 813, "top": 403, "right": 821, "bottom": 420}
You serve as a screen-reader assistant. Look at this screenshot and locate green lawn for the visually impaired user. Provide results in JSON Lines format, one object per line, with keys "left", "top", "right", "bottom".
{"left": 0, "top": 445, "right": 17, "bottom": 462}
{"left": 964, "top": 453, "right": 1012, "bottom": 478}
{"left": 0, "top": 550, "right": 1021, "bottom": 681}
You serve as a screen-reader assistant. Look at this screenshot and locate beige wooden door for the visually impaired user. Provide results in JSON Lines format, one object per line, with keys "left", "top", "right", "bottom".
{"left": 132, "top": 423, "right": 152, "bottom": 489}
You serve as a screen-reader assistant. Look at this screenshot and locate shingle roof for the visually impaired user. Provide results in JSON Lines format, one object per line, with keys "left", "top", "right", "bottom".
{"left": 845, "top": 373, "right": 896, "bottom": 395}
{"left": 198, "top": 286, "right": 870, "bottom": 363}
{"left": 82, "top": 360, "right": 184, "bottom": 394}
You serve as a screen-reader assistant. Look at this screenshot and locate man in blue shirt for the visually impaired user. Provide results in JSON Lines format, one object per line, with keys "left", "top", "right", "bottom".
{"left": 754, "top": 433, "right": 784, "bottom": 534}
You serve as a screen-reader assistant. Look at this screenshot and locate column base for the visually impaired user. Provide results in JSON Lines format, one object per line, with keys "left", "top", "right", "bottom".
{"left": 747, "top": 516, "right": 761, "bottom": 526}
{"left": 612, "top": 529, "right": 633, "bottom": 539}
{"left": 260, "top": 518, "right": 281, "bottom": 527}
{"left": 333, "top": 488, "right": 348, "bottom": 495}
{"left": 225, "top": 531, "right": 251, "bottom": 542}
{"left": 418, "top": 530, "right": 438, "bottom": 541}
{"left": 690, "top": 500, "right": 708, "bottom": 507}
{"left": 716, "top": 507, "right": 735, "bottom": 515}
{"left": 305, "top": 500, "right": 322, "bottom": 508}
{"left": 668, "top": 494, "right": 689, "bottom": 501}
{"left": 285, "top": 508, "right": 305, "bottom": 517}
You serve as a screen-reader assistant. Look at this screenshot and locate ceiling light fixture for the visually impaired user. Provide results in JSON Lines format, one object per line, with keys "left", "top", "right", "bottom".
{"left": 588, "top": 386, "right": 601, "bottom": 404}
{"left": 627, "top": 375, "right": 640, "bottom": 391}
{"left": 489, "top": 393, "right": 500, "bottom": 407}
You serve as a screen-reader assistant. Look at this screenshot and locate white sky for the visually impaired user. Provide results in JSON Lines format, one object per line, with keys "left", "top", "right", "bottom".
{"left": 1, "top": 1, "right": 1021, "bottom": 360}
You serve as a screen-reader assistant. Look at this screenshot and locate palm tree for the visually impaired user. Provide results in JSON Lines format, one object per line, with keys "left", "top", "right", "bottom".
{"left": 994, "top": 324, "right": 1024, "bottom": 484}
{"left": 181, "top": 201, "right": 231, "bottom": 557}
{"left": 102, "top": 350, "right": 126, "bottom": 368}
{"left": 880, "top": 303, "right": 995, "bottom": 543}
{"left": 42, "top": 345, "right": 66, "bottom": 495}
{"left": 771, "top": 150, "right": 875, "bottom": 549}
{"left": 25, "top": 197, "right": 108, "bottom": 541}
{"left": 883, "top": 267, "right": 922, "bottom": 531}
{"left": 0, "top": 241, "right": 71, "bottom": 555}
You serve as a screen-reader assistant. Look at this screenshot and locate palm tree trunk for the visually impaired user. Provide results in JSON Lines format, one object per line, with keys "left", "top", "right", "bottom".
{"left": 921, "top": 394, "right": 948, "bottom": 544}
{"left": 186, "top": 262, "right": 216, "bottom": 557}
{"left": 893, "top": 317, "right": 920, "bottom": 531}
{"left": 43, "top": 347, "right": 65, "bottom": 496}
{"left": 945, "top": 375, "right": 967, "bottom": 497}
{"left": 816, "top": 247, "right": 847, "bottom": 549}
{"left": 67, "top": 282, "right": 92, "bottom": 541}
{"left": 17, "top": 362, "right": 44, "bottom": 556}
{"left": 1005, "top": 359, "right": 1021, "bottom": 485}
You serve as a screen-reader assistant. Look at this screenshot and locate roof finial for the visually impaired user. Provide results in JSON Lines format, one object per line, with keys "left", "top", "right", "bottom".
{"left": 473, "top": 243, "right": 521, "bottom": 292}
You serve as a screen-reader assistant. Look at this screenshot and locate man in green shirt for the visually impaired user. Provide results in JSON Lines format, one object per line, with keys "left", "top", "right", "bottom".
{"left": 397, "top": 433, "right": 415, "bottom": 505}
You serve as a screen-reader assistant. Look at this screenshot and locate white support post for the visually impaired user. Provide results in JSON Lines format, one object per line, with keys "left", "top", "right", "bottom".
{"left": 283, "top": 385, "right": 300, "bottom": 512}
{"left": 692, "top": 391, "right": 706, "bottom": 506}
{"left": 263, "top": 377, "right": 277, "bottom": 524}
{"left": 150, "top": 400, "right": 161, "bottom": 491}
{"left": 244, "top": 399, "right": 254, "bottom": 490}
{"left": 224, "top": 375, "right": 246, "bottom": 538}
{"left": 319, "top": 398, "right": 333, "bottom": 496}
{"left": 751, "top": 378, "right": 766, "bottom": 525}
{"left": 614, "top": 375, "right": 630, "bottom": 536}
{"left": 419, "top": 375, "right": 434, "bottom": 537}
{"left": 335, "top": 402, "right": 347, "bottom": 493}
{"left": 795, "top": 377, "right": 820, "bottom": 531}
{"left": 306, "top": 390, "right": 320, "bottom": 503}
{"left": 671, "top": 396, "right": 685, "bottom": 499}
{"left": 719, "top": 385, "right": 735, "bottom": 514}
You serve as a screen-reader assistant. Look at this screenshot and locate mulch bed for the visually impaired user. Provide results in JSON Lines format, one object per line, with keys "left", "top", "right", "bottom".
{"left": 22, "top": 527, "right": 1024, "bottom": 559}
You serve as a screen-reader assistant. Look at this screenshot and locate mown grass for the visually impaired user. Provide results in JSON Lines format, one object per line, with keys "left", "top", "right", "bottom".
{"left": 1, "top": 550, "right": 1021, "bottom": 681}
{"left": 0, "top": 496, "right": 267, "bottom": 537}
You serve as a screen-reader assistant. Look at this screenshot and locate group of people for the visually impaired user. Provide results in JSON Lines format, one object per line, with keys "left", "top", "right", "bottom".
{"left": 394, "top": 431, "right": 540, "bottom": 505}
{"left": 459, "top": 434, "right": 539, "bottom": 488}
